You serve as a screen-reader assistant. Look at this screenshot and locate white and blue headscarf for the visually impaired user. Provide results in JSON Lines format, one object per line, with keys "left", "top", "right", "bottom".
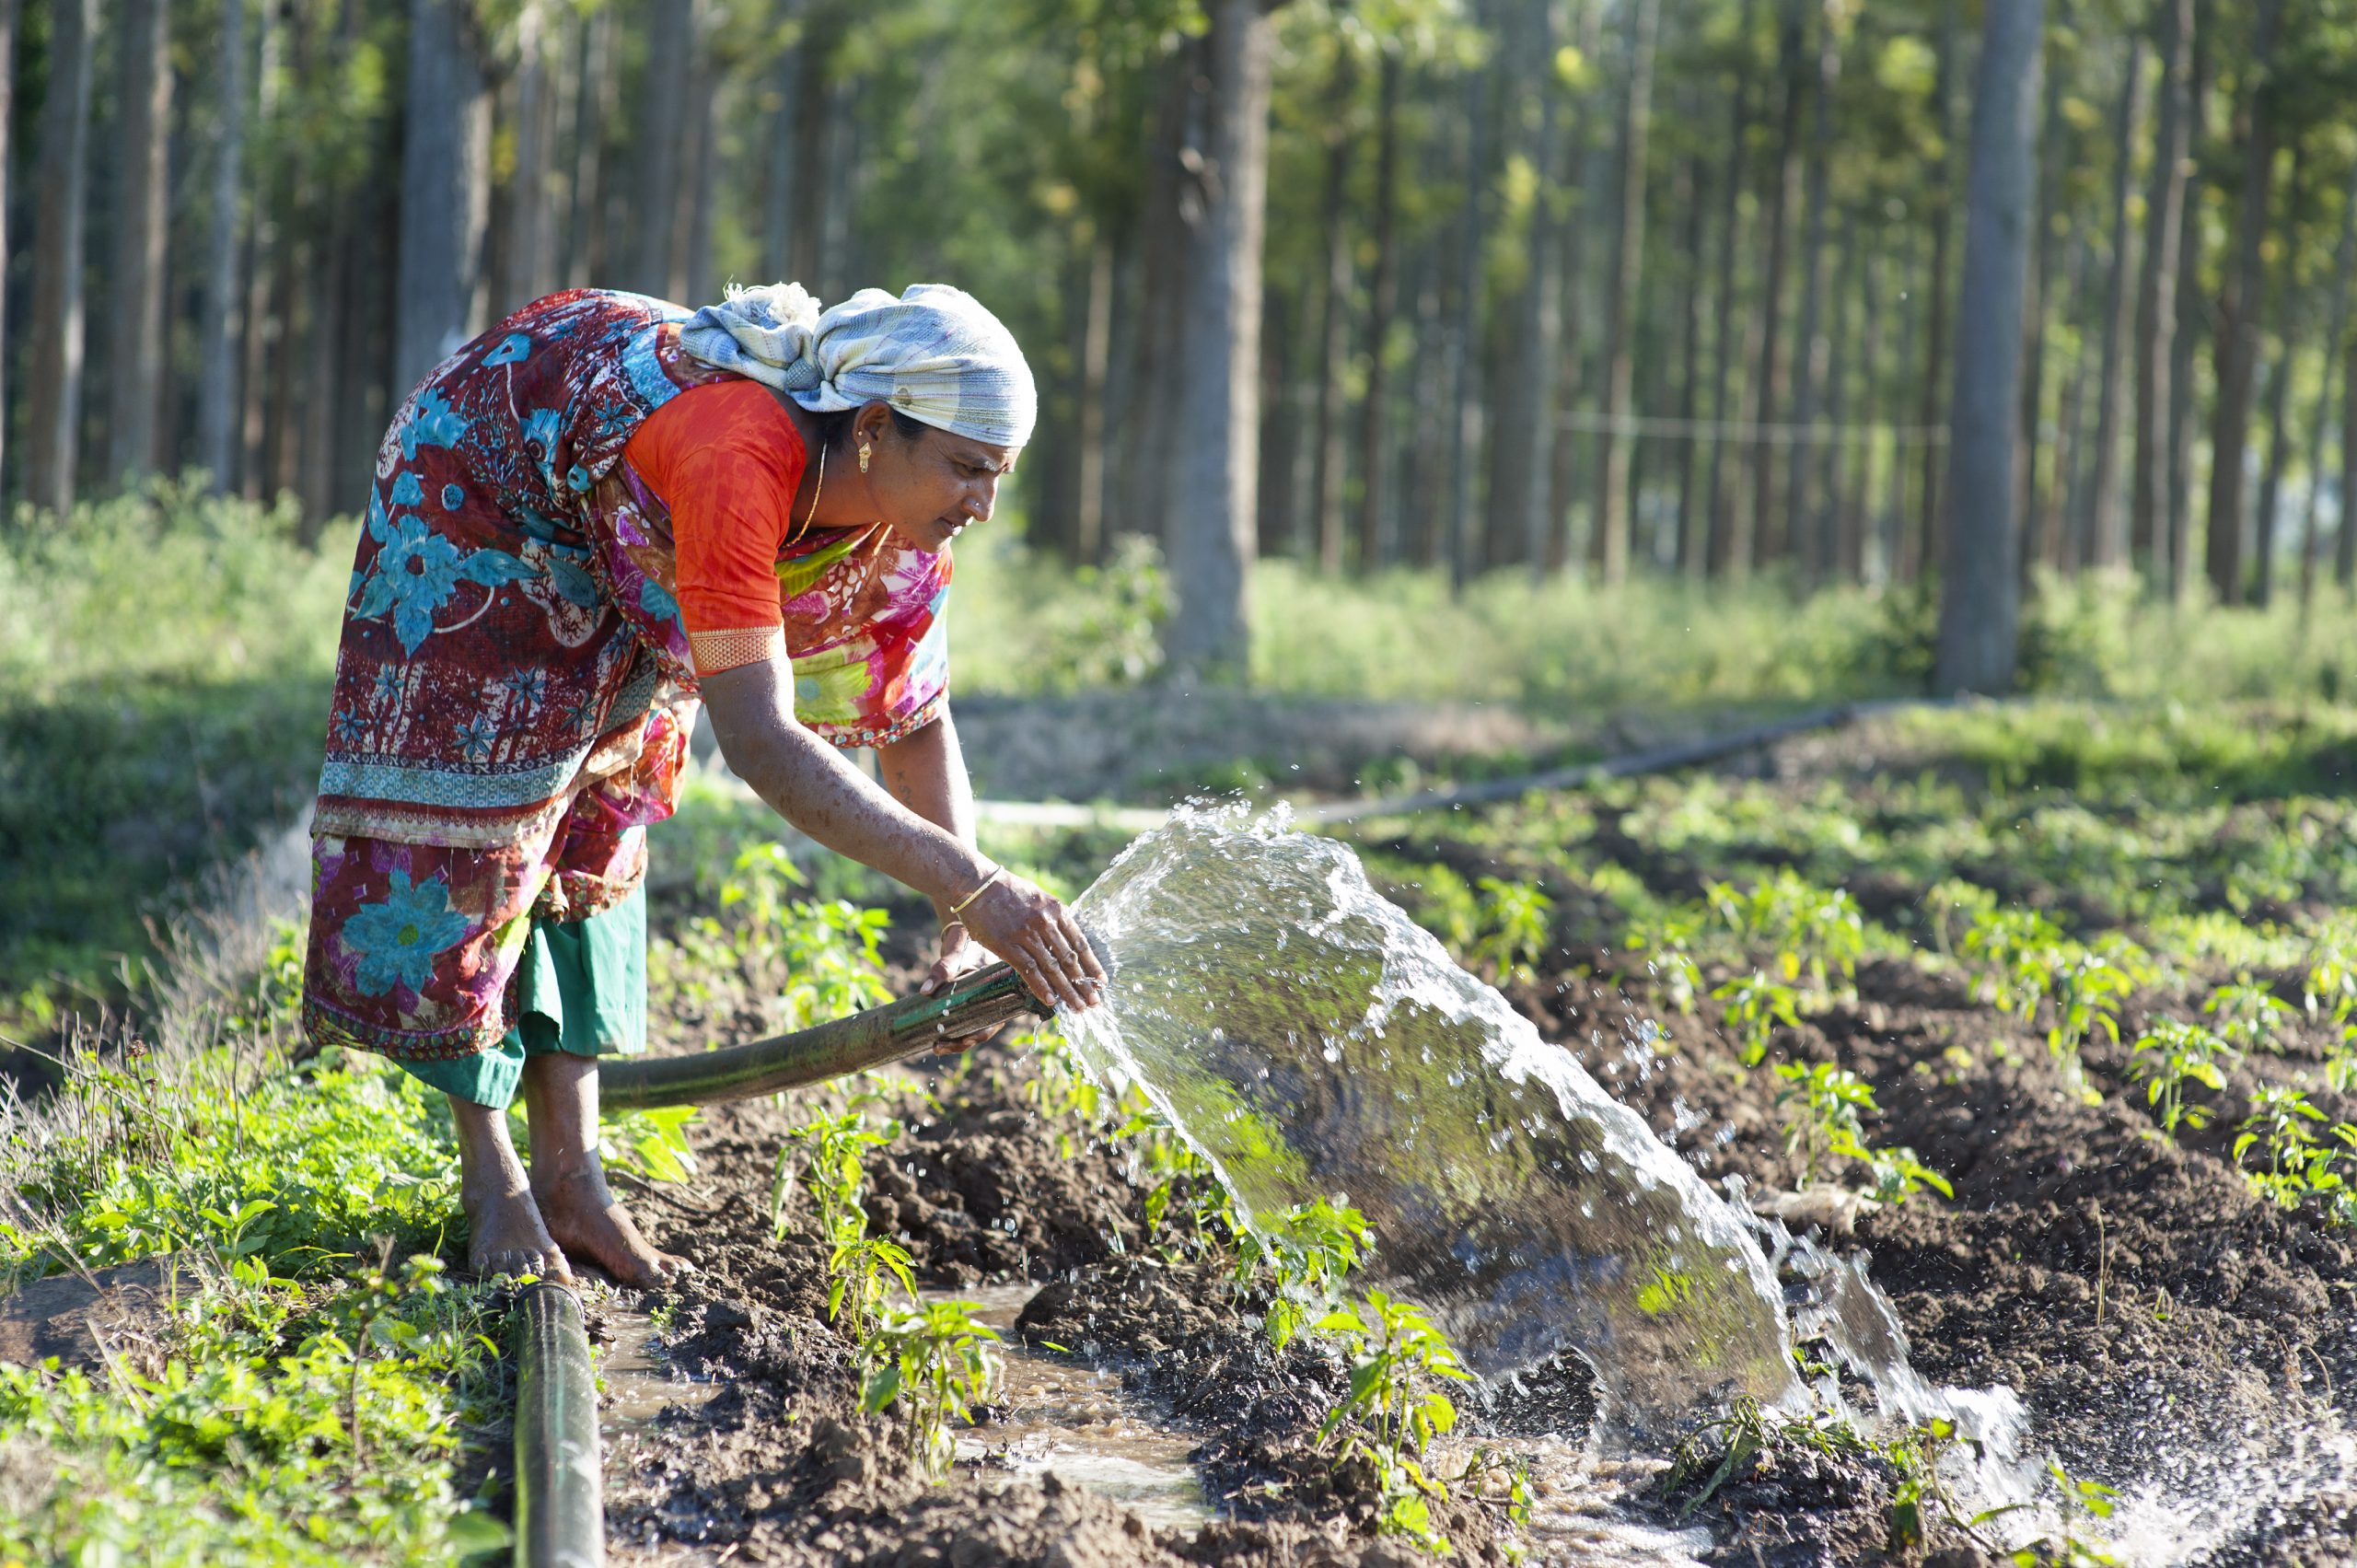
{"left": 678, "top": 281, "right": 1037, "bottom": 449}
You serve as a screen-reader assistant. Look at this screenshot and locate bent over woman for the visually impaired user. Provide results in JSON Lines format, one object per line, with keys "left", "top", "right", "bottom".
{"left": 301, "top": 282, "right": 1105, "bottom": 1286}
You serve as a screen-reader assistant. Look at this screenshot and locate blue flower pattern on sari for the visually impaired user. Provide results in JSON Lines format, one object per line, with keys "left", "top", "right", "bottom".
{"left": 399, "top": 389, "right": 470, "bottom": 460}
{"left": 483, "top": 332, "right": 532, "bottom": 367}
{"left": 354, "top": 498, "right": 540, "bottom": 656}
{"left": 342, "top": 870, "right": 470, "bottom": 998}
{"left": 454, "top": 714, "right": 499, "bottom": 762}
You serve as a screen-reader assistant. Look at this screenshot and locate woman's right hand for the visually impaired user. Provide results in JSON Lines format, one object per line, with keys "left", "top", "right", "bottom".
{"left": 957, "top": 870, "right": 1107, "bottom": 1013}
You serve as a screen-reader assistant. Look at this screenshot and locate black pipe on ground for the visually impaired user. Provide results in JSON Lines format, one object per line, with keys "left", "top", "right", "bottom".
{"left": 512, "top": 1282, "right": 602, "bottom": 1568}
{"left": 599, "top": 961, "right": 1052, "bottom": 1110}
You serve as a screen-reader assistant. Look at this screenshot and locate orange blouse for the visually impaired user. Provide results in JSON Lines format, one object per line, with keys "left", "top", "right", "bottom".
{"left": 621, "top": 379, "right": 807, "bottom": 676}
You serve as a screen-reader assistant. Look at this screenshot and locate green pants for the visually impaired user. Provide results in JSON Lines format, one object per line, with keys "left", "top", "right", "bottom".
{"left": 399, "top": 889, "right": 646, "bottom": 1109}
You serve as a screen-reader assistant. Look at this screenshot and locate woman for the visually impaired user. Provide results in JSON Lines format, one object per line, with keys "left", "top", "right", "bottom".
{"left": 302, "top": 282, "right": 1105, "bottom": 1288}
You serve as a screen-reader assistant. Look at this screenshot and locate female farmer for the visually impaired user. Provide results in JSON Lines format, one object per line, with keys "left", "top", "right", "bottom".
{"left": 301, "top": 283, "right": 1105, "bottom": 1287}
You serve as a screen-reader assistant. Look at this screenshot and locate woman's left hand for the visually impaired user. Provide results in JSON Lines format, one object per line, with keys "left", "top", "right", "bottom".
{"left": 919, "top": 920, "right": 996, "bottom": 1053}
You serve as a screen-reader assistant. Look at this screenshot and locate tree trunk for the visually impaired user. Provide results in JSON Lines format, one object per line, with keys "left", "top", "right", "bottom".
{"left": 2299, "top": 165, "right": 2357, "bottom": 619}
{"left": 2014, "top": 11, "right": 2070, "bottom": 568}
{"left": 1674, "top": 150, "right": 1707, "bottom": 575}
{"left": 1907, "top": 0, "right": 1964, "bottom": 584}
{"left": 197, "top": 0, "right": 248, "bottom": 493}
{"left": 1933, "top": 0, "right": 2044, "bottom": 697}
{"left": 679, "top": 55, "right": 720, "bottom": 302}
{"left": 760, "top": 25, "right": 803, "bottom": 279}
{"left": 1123, "top": 52, "right": 1193, "bottom": 550}
{"left": 1747, "top": 0, "right": 1808, "bottom": 571}
{"left": 1594, "top": 0, "right": 1658, "bottom": 584}
{"left": 633, "top": 0, "right": 696, "bottom": 297}
{"left": 2165, "top": 7, "right": 2210, "bottom": 605}
{"left": 1703, "top": 0, "right": 1759, "bottom": 578}
{"left": 1443, "top": 24, "right": 1496, "bottom": 587}
{"left": 239, "top": 0, "right": 282, "bottom": 499}
{"left": 2252, "top": 150, "right": 2305, "bottom": 610}
{"left": 1256, "top": 285, "right": 1302, "bottom": 555}
{"left": 0, "top": 0, "right": 16, "bottom": 496}
{"left": 1483, "top": 0, "right": 1562, "bottom": 573}
{"left": 1820, "top": 210, "right": 1861, "bottom": 582}
{"left": 106, "top": 0, "right": 173, "bottom": 486}
{"left": 1844, "top": 241, "right": 1885, "bottom": 581}
{"left": 500, "top": 0, "right": 557, "bottom": 312}
{"left": 1783, "top": 1, "right": 1838, "bottom": 588}
{"left": 2341, "top": 329, "right": 2357, "bottom": 597}
{"left": 1307, "top": 46, "right": 1357, "bottom": 574}
{"left": 25, "top": 0, "right": 99, "bottom": 517}
{"left": 2084, "top": 40, "right": 2146, "bottom": 571}
{"left": 1164, "top": 0, "right": 1279, "bottom": 679}
{"left": 1355, "top": 49, "right": 1402, "bottom": 570}
{"left": 566, "top": 6, "right": 616, "bottom": 285}
{"left": 2131, "top": 0, "right": 2190, "bottom": 585}
{"left": 2204, "top": 0, "right": 2284, "bottom": 608}
{"left": 394, "top": 0, "right": 492, "bottom": 396}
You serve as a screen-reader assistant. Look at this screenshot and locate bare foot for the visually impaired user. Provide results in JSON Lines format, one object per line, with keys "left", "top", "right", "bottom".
{"left": 464, "top": 1181, "right": 574, "bottom": 1283}
{"left": 535, "top": 1168, "right": 689, "bottom": 1289}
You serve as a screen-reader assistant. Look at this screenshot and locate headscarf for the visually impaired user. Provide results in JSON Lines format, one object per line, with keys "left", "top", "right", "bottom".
{"left": 677, "top": 281, "right": 1037, "bottom": 449}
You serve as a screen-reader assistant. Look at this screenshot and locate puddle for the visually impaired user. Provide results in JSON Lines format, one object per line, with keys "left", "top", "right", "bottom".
{"left": 927, "top": 1283, "right": 1216, "bottom": 1534}
{"left": 601, "top": 1310, "right": 724, "bottom": 1434}
{"left": 1511, "top": 1446, "right": 1713, "bottom": 1566}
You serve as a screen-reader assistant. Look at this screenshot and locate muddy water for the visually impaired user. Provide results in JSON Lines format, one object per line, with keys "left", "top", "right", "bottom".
{"left": 928, "top": 1283, "right": 1213, "bottom": 1533}
{"left": 601, "top": 1310, "right": 729, "bottom": 1562}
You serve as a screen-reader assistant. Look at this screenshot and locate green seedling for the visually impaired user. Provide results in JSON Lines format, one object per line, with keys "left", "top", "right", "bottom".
{"left": 2205, "top": 980, "right": 2297, "bottom": 1054}
{"left": 599, "top": 1105, "right": 700, "bottom": 1184}
{"left": 2129, "top": 1019, "right": 2235, "bottom": 1139}
{"left": 2233, "top": 1087, "right": 2357, "bottom": 1216}
{"left": 1713, "top": 970, "right": 1803, "bottom": 1067}
{"left": 1772, "top": 1062, "right": 1950, "bottom": 1202}
{"left": 830, "top": 1234, "right": 917, "bottom": 1343}
{"left": 1961, "top": 908, "right": 2067, "bottom": 1018}
{"left": 2043, "top": 951, "right": 2131, "bottom": 1065}
{"left": 1233, "top": 1198, "right": 1373, "bottom": 1350}
{"left": 861, "top": 1297, "right": 1001, "bottom": 1481}
{"left": 1883, "top": 1417, "right": 2021, "bottom": 1554}
{"left": 1705, "top": 871, "right": 1866, "bottom": 995}
{"left": 1926, "top": 879, "right": 2000, "bottom": 961}
{"left": 1314, "top": 1289, "right": 1474, "bottom": 1553}
{"left": 2008, "top": 1460, "right": 2122, "bottom": 1568}
{"left": 1625, "top": 912, "right": 1705, "bottom": 1014}
{"left": 772, "top": 1101, "right": 899, "bottom": 1249}
{"left": 1473, "top": 876, "right": 1555, "bottom": 983}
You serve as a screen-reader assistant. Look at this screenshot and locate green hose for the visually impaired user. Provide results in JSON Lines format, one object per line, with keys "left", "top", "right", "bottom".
{"left": 598, "top": 961, "right": 1052, "bottom": 1110}
{"left": 512, "top": 1282, "right": 601, "bottom": 1568}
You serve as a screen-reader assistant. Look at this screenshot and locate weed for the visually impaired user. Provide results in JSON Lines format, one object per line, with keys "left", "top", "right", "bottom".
{"left": 2129, "top": 1020, "right": 2235, "bottom": 1139}
{"left": 860, "top": 1297, "right": 1002, "bottom": 1481}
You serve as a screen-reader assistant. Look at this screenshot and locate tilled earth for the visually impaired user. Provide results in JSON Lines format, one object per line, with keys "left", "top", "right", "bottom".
{"left": 583, "top": 835, "right": 2357, "bottom": 1567}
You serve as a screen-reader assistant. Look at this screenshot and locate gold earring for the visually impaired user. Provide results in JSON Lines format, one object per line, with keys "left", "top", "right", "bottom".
{"left": 858, "top": 442, "right": 872, "bottom": 474}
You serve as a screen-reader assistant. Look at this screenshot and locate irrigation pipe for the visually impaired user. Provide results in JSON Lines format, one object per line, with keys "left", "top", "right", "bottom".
{"left": 599, "top": 960, "right": 1052, "bottom": 1110}
{"left": 512, "top": 1282, "right": 602, "bottom": 1568}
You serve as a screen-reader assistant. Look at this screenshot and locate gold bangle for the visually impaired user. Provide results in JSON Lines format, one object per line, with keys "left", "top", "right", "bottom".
{"left": 949, "top": 866, "right": 1004, "bottom": 917}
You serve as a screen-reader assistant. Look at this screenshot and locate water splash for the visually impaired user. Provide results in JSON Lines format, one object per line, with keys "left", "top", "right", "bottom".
{"left": 1062, "top": 804, "right": 2016, "bottom": 1453}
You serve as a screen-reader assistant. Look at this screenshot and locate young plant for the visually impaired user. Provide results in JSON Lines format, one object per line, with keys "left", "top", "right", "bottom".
{"left": 1314, "top": 1289, "right": 1475, "bottom": 1553}
{"left": 2233, "top": 1087, "right": 2356, "bottom": 1215}
{"left": 1472, "top": 876, "right": 1555, "bottom": 983}
{"left": 2128, "top": 1019, "right": 2235, "bottom": 1140}
{"left": 1713, "top": 970, "right": 1803, "bottom": 1067}
{"left": 1774, "top": 1061, "right": 1875, "bottom": 1189}
{"left": 1961, "top": 907, "right": 2066, "bottom": 1018}
{"left": 1233, "top": 1198, "right": 1373, "bottom": 1350}
{"left": 1624, "top": 911, "right": 1705, "bottom": 1015}
{"left": 2013, "top": 1460, "right": 2122, "bottom": 1568}
{"left": 860, "top": 1297, "right": 1001, "bottom": 1481}
{"left": 2204, "top": 979, "right": 2297, "bottom": 1055}
{"left": 772, "top": 1101, "right": 899, "bottom": 1249}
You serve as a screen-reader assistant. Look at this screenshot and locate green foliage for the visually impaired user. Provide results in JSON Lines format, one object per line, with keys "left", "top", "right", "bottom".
{"left": 950, "top": 532, "right": 1169, "bottom": 691}
{"left": 1234, "top": 1198, "right": 1374, "bottom": 1351}
{"left": 772, "top": 1100, "right": 900, "bottom": 1257}
{"left": 2204, "top": 980, "right": 2298, "bottom": 1054}
{"left": 2008, "top": 1460, "right": 2123, "bottom": 1568}
{"left": 599, "top": 1105, "right": 702, "bottom": 1184}
{"left": 1471, "top": 875, "right": 1555, "bottom": 982}
{"left": 860, "top": 1298, "right": 1001, "bottom": 1481}
{"left": 2129, "top": 1019, "right": 2235, "bottom": 1140}
{"left": 1704, "top": 871, "right": 1867, "bottom": 995}
{"left": 1771, "top": 1062, "right": 1951, "bottom": 1202}
{"left": 1713, "top": 970, "right": 1803, "bottom": 1067}
{"left": 1313, "top": 1289, "right": 1475, "bottom": 1553}
{"left": 1961, "top": 908, "right": 2070, "bottom": 1018}
{"left": 657, "top": 844, "right": 894, "bottom": 1030}
{"left": 2232, "top": 1087, "right": 2357, "bottom": 1221}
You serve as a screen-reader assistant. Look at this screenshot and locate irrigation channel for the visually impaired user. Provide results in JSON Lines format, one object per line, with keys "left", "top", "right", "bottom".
{"left": 516, "top": 800, "right": 2355, "bottom": 1566}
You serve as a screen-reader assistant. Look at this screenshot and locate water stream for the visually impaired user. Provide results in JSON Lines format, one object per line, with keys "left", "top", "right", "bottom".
{"left": 1061, "top": 804, "right": 2023, "bottom": 1458}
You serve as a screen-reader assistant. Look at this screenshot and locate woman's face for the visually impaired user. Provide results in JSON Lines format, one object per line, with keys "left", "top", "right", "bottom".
{"left": 859, "top": 404, "right": 1016, "bottom": 555}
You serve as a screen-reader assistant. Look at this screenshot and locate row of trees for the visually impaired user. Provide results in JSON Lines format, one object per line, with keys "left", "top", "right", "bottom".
{"left": 2, "top": 0, "right": 2352, "bottom": 686}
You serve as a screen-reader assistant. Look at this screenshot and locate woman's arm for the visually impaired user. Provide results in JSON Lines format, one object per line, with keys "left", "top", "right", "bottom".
{"left": 700, "top": 657, "right": 1102, "bottom": 1010}
{"left": 876, "top": 707, "right": 977, "bottom": 928}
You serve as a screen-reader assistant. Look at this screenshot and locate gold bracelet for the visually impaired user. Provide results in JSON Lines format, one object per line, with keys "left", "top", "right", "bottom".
{"left": 949, "top": 866, "right": 1004, "bottom": 917}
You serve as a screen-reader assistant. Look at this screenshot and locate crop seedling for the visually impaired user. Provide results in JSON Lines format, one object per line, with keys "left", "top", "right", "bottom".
{"left": 1926, "top": 878, "right": 2000, "bottom": 961}
{"left": 1713, "top": 970, "right": 1804, "bottom": 1067}
{"left": 1624, "top": 911, "right": 1705, "bottom": 1014}
{"left": 861, "top": 1297, "right": 1001, "bottom": 1481}
{"left": 1705, "top": 871, "right": 1867, "bottom": 998}
{"left": 772, "top": 1100, "right": 899, "bottom": 1249}
{"left": 1773, "top": 1062, "right": 1951, "bottom": 1202}
{"left": 1232, "top": 1198, "right": 1373, "bottom": 1350}
{"left": 2205, "top": 979, "right": 2297, "bottom": 1054}
{"left": 1883, "top": 1417, "right": 2021, "bottom": 1555}
{"left": 2129, "top": 1019, "right": 2235, "bottom": 1139}
{"left": 1472, "top": 876, "right": 1555, "bottom": 983}
{"left": 2042, "top": 950, "right": 2131, "bottom": 1086}
{"left": 1962, "top": 908, "right": 2067, "bottom": 1018}
{"left": 2233, "top": 1087, "right": 2357, "bottom": 1218}
{"left": 1314, "top": 1289, "right": 1474, "bottom": 1552}
{"left": 2008, "top": 1460, "right": 2122, "bottom": 1568}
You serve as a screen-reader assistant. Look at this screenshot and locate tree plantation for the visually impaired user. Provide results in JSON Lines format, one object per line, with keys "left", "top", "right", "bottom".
{"left": 10, "top": 0, "right": 2357, "bottom": 682}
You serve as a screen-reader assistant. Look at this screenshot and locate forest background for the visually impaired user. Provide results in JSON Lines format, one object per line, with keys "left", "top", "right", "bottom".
{"left": 8, "top": 0, "right": 2357, "bottom": 1028}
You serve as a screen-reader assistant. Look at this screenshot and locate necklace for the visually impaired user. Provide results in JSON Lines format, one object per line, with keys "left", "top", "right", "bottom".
{"left": 790, "top": 439, "right": 827, "bottom": 547}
